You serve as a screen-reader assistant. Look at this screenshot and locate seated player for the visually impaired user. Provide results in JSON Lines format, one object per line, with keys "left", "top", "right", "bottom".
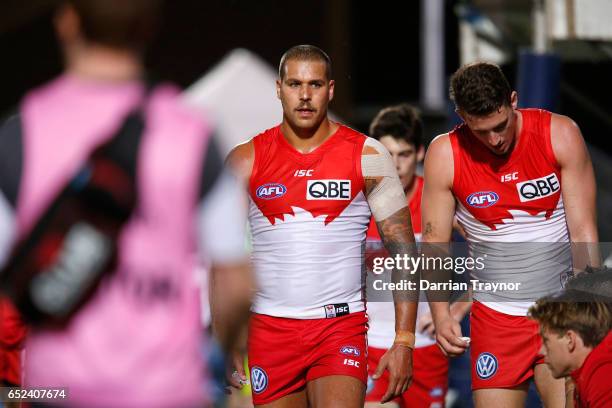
{"left": 529, "top": 279, "right": 612, "bottom": 408}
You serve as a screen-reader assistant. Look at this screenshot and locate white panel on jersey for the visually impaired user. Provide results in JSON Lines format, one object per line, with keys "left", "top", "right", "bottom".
{"left": 480, "top": 301, "right": 536, "bottom": 317}
{"left": 456, "top": 198, "right": 570, "bottom": 316}
{"left": 455, "top": 197, "right": 569, "bottom": 243}
{"left": 249, "top": 191, "right": 370, "bottom": 319}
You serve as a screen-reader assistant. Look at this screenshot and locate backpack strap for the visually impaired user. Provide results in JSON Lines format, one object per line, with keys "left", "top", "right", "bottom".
{"left": 197, "top": 135, "right": 224, "bottom": 202}
{"left": 0, "top": 111, "right": 23, "bottom": 208}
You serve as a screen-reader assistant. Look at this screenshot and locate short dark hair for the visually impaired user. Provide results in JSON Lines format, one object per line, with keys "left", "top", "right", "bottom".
{"left": 529, "top": 289, "right": 612, "bottom": 348}
{"left": 278, "top": 45, "right": 332, "bottom": 80}
{"left": 369, "top": 104, "right": 423, "bottom": 149}
{"left": 67, "top": 0, "right": 163, "bottom": 50}
{"left": 449, "top": 62, "right": 512, "bottom": 116}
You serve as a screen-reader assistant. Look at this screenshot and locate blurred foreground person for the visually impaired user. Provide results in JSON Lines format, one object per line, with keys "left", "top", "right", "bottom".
{"left": 529, "top": 282, "right": 612, "bottom": 408}
{"left": 0, "top": 1, "right": 251, "bottom": 407}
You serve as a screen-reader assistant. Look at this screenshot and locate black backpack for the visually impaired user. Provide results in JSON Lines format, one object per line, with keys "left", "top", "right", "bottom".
{"left": 0, "top": 100, "right": 146, "bottom": 327}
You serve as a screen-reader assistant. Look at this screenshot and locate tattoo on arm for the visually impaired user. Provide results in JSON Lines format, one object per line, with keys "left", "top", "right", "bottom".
{"left": 365, "top": 174, "right": 415, "bottom": 249}
{"left": 365, "top": 169, "right": 418, "bottom": 331}
{"left": 364, "top": 177, "right": 379, "bottom": 197}
{"left": 376, "top": 207, "right": 415, "bottom": 247}
{"left": 375, "top": 207, "right": 418, "bottom": 304}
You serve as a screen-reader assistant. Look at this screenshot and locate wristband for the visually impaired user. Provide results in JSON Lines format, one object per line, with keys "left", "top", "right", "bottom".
{"left": 393, "top": 330, "right": 415, "bottom": 349}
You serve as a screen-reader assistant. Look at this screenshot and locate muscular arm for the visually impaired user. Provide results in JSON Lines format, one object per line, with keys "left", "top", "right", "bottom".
{"left": 363, "top": 138, "right": 418, "bottom": 333}
{"left": 362, "top": 138, "right": 418, "bottom": 402}
{"left": 550, "top": 114, "right": 600, "bottom": 271}
{"left": 421, "top": 134, "right": 468, "bottom": 356}
{"left": 421, "top": 135, "right": 455, "bottom": 243}
{"left": 213, "top": 140, "right": 256, "bottom": 388}
{"left": 225, "top": 140, "right": 255, "bottom": 185}
{"left": 372, "top": 206, "right": 418, "bottom": 333}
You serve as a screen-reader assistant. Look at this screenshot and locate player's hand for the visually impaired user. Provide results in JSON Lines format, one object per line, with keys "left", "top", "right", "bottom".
{"left": 226, "top": 351, "right": 248, "bottom": 390}
{"left": 450, "top": 300, "right": 471, "bottom": 323}
{"left": 373, "top": 344, "right": 413, "bottom": 403}
{"left": 418, "top": 302, "right": 472, "bottom": 339}
{"left": 435, "top": 316, "right": 468, "bottom": 357}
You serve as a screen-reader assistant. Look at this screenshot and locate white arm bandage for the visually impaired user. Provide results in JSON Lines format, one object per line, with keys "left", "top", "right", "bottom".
{"left": 361, "top": 137, "right": 408, "bottom": 222}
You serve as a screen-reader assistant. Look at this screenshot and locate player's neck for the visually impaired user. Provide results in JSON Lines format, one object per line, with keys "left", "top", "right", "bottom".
{"left": 281, "top": 117, "right": 339, "bottom": 154}
{"left": 509, "top": 109, "right": 523, "bottom": 153}
{"left": 572, "top": 345, "right": 594, "bottom": 373}
{"left": 65, "top": 44, "right": 144, "bottom": 83}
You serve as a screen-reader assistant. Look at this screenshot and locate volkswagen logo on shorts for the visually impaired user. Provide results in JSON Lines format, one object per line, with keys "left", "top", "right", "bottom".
{"left": 250, "top": 366, "right": 268, "bottom": 394}
{"left": 476, "top": 352, "right": 498, "bottom": 379}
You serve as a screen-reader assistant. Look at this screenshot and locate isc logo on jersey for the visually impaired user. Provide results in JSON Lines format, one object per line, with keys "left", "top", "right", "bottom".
{"left": 466, "top": 191, "right": 499, "bottom": 208}
{"left": 324, "top": 303, "right": 350, "bottom": 318}
{"left": 307, "top": 180, "right": 351, "bottom": 200}
{"left": 256, "top": 183, "right": 287, "bottom": 200}
{"left": 516, "top": 173, "right": 560, "bottom": 203}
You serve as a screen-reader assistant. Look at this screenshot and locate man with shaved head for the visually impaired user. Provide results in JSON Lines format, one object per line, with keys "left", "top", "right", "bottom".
{"left": 227, "top": 45, "right": 419, "bottom": 407}
{"left": 0, "top": 1, "right": 252, "bottom": 406}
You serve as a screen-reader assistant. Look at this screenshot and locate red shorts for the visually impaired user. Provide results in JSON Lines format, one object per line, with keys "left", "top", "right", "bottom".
{"left": 247, "top": 312, "right": 368, "bottom": 405}
{"left": 365, "top": 344, "right": 448, "bottom": 407}
{"left": 470, "top": 301, "right": 544, "bottom": 390}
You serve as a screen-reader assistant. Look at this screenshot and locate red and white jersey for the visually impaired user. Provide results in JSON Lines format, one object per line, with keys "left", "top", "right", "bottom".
{"left": 366, "top": 177, "right": 435, "bottom": 349}
{"left": 248, "top": 124, "right": 371, "bottom": 319}
{"left": 450, "top": 109, "right": 571, "bottom": 315}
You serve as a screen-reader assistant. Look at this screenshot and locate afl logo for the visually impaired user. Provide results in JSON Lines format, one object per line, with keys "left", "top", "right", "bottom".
{"left": 256, "top": 183, "right": 287, "bottom": 200}
{"left": 340, "top": 345, "right": 361, "bottom": 357}
{"left": 476, "top": 352, "right": 498, "bottom": 379}
{"left": 250, "top": 366, "right": 269, "bottom": 394}
{"left": 467, "top": 191, "right": 499, "bottom": 208}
